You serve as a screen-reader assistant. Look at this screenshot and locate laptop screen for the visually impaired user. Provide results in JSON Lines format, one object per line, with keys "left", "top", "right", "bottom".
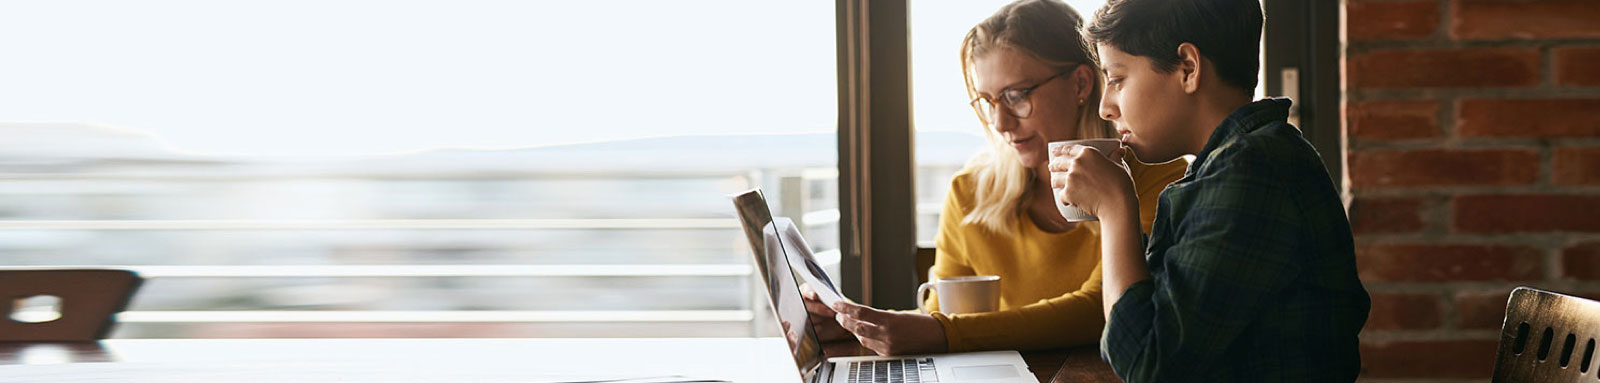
{"left": 732, "top": 189, "right": 826, "bottom": 379}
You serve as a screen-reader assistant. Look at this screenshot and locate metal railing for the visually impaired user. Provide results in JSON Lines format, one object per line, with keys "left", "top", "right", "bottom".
{"left": 0, "top": 169, "right": 849, "bottom": 338}
{"left": 0, "top": 264, "right": 755, "bottom": 278}
{"left": 0, "top": 219, "right": 740, "bottom": 231}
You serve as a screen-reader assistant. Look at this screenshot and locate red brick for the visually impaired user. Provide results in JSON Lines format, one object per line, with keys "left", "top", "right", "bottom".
{"left": 1348, "top": 148, "right": 1539, "bottom": 188}
{"left": 1455, "top": 195, "right": 1600, "bottom": 233}
{"left": 1348, "top": 1, "right": 1439, "bottom": 41}
{"left": 1356, "top": 244, "right": 1543, "bottom": 282}
{"left": 1459, "top": 99, "right": 1600, "bottom": 138}
{"left": 1360, "top": 339, "right": 1499, "bottom": 379}
{"left": 1349, "top": 48, "right": 1539, "bottom": 88}
{"left": 1348, "top": 100, "right": 1441, "bottom": 141}
{"left": 1366, "top": 293, "right": 1444, "bottom": 330}
{"left": 1561, "top": 242, "right": 1600, "bottom": 280}
{"left": 1554, "top": 146, "right": 1600, "bottom": 185}
{"left": 1350, "top": 197, "right": 1427, "bottom": 234}
{"left": 1456, "top": 290, "right": 1514, "bottom": 330}
{"left": 1556, "top": 47, "right": 1600, "bottom": 86}
{"left": 1453, "top": 0, "right": 1600, "bottom": 40}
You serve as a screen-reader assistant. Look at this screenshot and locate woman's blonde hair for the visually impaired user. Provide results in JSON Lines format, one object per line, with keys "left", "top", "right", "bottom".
{"left": 959, "top": 0, "right": 1115, "bottom": 235}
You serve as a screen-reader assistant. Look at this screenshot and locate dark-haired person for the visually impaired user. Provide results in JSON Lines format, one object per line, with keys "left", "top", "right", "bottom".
{"left": 1048, "top": 0, "right": 1370, "bottom": 381}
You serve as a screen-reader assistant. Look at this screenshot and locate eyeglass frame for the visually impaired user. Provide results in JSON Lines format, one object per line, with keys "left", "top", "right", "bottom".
{"left": 969, "top": 64, "right": 1081, "bottom": 126}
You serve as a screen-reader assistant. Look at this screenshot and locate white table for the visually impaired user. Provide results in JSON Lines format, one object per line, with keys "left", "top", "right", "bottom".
{"left": 0, "top": 338, "right": 803, "bottom": 382}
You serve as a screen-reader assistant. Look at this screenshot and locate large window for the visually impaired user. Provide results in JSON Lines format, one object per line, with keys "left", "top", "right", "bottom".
{"left": 0, "top": 1, "right": 837, "bottom": 338}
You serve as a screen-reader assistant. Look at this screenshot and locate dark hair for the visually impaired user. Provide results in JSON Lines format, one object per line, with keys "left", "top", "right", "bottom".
{"left": 1085, "top": 0, "right": 1263, "bottom": 93}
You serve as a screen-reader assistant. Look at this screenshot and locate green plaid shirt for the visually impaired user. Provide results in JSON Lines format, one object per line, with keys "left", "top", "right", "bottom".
{"left": 1101, "top": 99, "right": 1370, "bottom": 382}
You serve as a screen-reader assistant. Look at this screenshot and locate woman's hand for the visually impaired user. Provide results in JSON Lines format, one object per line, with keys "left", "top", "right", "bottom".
{"left": 800, "top": 284, "right": 854, "bottom": 342}
{"left": 831, "top": 301, "right": 949, "bottom": 356}
{"left": 1049, "top": 144, "right": 1137, "bottom": 220}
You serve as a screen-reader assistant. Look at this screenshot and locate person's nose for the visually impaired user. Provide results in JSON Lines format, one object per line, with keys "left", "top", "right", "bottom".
{"left": 1099, "top": 95, "right": 1120, "bottom": 122}
{"left": 990, "top": 110, "right": 1020, "bottom": 135}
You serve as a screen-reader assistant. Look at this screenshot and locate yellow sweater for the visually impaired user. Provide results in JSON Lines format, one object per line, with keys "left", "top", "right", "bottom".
{"left": 927, "top": 156, "right": 1187, "bottom": 352}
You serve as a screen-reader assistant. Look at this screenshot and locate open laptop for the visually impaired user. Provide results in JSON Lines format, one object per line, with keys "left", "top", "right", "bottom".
{"left": 732, "top": 189, "right": 1038, "bottom": 383}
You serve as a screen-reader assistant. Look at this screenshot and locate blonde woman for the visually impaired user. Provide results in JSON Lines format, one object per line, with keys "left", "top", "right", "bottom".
{"left": 805, "top": 0, "right": 1188, "bottom": 355}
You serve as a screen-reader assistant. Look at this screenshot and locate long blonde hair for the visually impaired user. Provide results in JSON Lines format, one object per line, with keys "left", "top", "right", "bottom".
{"left": 959, "top": 0, "right": 1114, "bottom": 235}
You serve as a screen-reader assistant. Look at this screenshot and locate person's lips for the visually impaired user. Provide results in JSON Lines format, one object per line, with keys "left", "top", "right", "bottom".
{"left": 1010, "top": 136, "right": 1036, "bottom": 146}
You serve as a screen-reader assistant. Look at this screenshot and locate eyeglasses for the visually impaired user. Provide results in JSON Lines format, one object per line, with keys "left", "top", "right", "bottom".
{"left": 970, "top": 65, "right": 1078, "bottom": 126}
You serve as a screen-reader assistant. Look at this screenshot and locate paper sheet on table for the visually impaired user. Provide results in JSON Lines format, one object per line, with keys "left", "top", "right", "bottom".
{"left": 766, "top": 217, "right": 845, "bottom": 307}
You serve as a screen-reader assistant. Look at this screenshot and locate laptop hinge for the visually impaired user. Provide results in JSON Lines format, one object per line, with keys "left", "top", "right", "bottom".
{"left": 812, "top": 360, "right": 834, "bottom": 383}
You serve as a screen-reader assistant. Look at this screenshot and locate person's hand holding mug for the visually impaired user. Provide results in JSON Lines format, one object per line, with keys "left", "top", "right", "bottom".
{"left": 1049, "top": 139, "right": 1137, "bottom": 220}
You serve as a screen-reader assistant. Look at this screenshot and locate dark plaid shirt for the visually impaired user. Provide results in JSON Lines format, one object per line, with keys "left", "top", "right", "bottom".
{"left": 1101, "top": 99, "right": 1370, "bottom": 382}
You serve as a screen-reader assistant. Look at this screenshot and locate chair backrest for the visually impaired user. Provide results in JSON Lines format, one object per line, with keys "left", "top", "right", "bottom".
{"left": 1493, "top": 287, "right": 1600, "bottom": 382}
{"left": 0, "top": 269, "right": 143, "bottom": 342}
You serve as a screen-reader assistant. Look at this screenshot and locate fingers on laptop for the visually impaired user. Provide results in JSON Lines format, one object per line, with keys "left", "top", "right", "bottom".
{"left": 800, "top": 285, "right": 850, "bottom": 341}
{"left": 831, "top": 302, "right": 897, "bottom": 355}
{"left": 834, "top": 307, "right": 879, "bottom": 335}
{"left": 811, "top": 306, "right": 850, "bottom": 341}
{"left": 835, "top": 311, "right": 886, "bottom": 347}
{"left": 830, "top": 301, "right": 874, "bottom": 334}
{"left": 800, "top": 285, "right": 834, "bottom": 313}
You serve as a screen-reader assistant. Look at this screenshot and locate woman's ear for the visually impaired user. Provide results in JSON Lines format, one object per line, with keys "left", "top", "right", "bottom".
{"left": 1072, "top": 64, "right": 1095, "bottom": 105}
{"left": 1176, "top": 42, "right": 1202, "bottom": 94}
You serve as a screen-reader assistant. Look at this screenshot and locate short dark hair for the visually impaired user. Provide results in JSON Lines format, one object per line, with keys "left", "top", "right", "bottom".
{"left": 1085, "top": 0, "right": 1263, "bottom": 93}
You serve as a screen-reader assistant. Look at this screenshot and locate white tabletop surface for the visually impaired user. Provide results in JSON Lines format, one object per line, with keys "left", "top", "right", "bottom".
{"left": 0, "top": 337, "right": 805, "bottom": 383}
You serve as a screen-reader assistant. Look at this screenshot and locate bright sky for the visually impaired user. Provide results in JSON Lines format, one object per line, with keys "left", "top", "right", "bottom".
{"left": 0, "top": 0, "right": 1102, "bottom": 157}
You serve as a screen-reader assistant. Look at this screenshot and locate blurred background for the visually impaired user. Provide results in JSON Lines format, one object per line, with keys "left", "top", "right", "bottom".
{"left": 0, "top": 0, "right": 1093, "bottom": 339}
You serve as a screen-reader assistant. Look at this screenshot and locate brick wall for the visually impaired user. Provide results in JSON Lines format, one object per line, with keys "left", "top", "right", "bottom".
{"left": 1345, "top": 0, "right": 1600, "bottom": 381}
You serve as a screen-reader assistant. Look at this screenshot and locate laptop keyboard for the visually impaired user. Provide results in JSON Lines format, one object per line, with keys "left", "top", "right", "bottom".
{"left": 845, "top": 357, "right": 937, "bottom": 383}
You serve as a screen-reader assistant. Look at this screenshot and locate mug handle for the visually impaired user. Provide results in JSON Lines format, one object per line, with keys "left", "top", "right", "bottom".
{"left": 916, "top": 281, "right": 936, "bottom": 314}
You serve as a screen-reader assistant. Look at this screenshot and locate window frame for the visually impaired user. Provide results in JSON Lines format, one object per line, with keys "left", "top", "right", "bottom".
{"left": 835, "top": 0, "right": 919, "bottom": 309}
{"left": 1263, "top": 0, "right": 1344, "bottom": 193}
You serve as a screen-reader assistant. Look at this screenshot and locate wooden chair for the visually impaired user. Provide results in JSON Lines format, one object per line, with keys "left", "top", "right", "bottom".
{"left": 0, "top": 269, "right": 142, "bottom": 342}
{"left": 1493, "top": 287, "right": 1600, "bottom": 382}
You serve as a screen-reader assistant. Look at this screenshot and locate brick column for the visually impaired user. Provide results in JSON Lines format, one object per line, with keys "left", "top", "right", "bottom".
{"left": 1345, "top": 0, "right": 1600, "bottom": 381}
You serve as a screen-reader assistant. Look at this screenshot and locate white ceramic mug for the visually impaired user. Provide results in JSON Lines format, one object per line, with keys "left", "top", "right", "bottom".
{"left": 916, "top": 275, "right": 1001, "bottom": 314}
{"left": 1048, "top": 138, "right": 1123, "bottom": 222}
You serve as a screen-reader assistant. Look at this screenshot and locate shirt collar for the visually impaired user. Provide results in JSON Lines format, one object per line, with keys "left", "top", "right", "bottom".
{"left": 1186, "top": 98, "right": 1293, "bottom": 174}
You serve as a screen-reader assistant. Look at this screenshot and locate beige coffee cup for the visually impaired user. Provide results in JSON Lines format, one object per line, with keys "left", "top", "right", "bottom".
{"left": 916, "top": 275, "right": 1001, "bottom": 314}
{"left": 1048, "top": 138, "right": 1122, "bottom": 222}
